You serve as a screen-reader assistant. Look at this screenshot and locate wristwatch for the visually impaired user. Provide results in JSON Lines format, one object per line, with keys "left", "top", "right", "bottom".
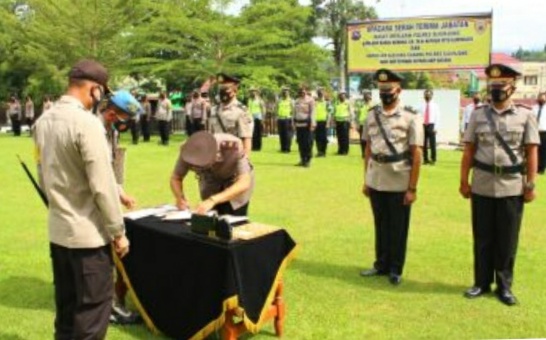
{"left": 524, "top": 182, "right": 535, "bottom": 192}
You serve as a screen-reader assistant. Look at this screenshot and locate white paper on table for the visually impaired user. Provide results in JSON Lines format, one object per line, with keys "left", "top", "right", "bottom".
{"left": 124, "top": 204, "right": 178, "bottom": 220}
{"left": 162, "top": 210, "right": 192, "bottom": 221}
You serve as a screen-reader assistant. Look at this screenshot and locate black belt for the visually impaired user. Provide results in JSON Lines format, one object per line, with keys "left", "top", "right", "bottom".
{"left": 473, "top": 159, "right": 523, "bottom": 175}
{"left": 371, "top": 152, "right": 410, "bottom": 163}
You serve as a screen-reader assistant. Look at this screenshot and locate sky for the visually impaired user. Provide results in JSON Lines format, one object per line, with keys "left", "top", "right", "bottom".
{"left": 227, "top": 0, "right": 544, "bottom": 52}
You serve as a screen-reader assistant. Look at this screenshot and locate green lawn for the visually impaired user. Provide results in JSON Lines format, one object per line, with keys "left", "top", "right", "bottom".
{"left": 1, "top": 132, "right": 546, "bottom": 339}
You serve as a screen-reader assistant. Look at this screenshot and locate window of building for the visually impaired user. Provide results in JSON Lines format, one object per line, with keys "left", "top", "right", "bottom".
{"left": 524, "top": 76, "right": 538, "bottom": 85}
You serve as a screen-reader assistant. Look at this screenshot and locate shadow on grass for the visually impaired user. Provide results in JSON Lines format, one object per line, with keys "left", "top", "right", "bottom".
{"left": 0, "top": 333, "right": 26, "bottom": 340}
{"left": 0, "top": 276, "right": 54, "bottom": 311}
{"left": 291, "top": 259, "right": 466, "bottom": 296}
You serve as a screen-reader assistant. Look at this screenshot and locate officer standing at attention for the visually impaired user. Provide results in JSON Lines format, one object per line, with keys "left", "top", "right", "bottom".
{"left": 460, "top": 64, "right": 539, "bottom": 306}
{"left": 276, "top": 87, "right": 295, "bottom": 153}
{"left": 357, "top": 89, "right": 374, "bottom": 158}
{"left": 209, "top": 74, "right": 253, "bottom": 156}
{"left": 248, "top": 87, "right": 266, "bottom": 151}
{"left": 314, "top": 88, "right": 331, "bottom": 157}
{"left": 170, "top": 131, "right": 254, "bottom": 216}
{"left": 360, "top": 69, "right": 423, "bottom": 285}
{"left": 293, "top": 86, "right": 316, "bottom": 167}
{"left": 333, "top": 91, "right": 353, "bottom": 155}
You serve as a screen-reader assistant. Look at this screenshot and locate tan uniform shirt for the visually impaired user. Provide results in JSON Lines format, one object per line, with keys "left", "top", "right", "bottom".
{"left": 33, "top": 95, "right": 124, "bottom": 248}
{"left": 363, "top": 104, "right": 424, "bottom": 192}
{"left": 156, "top": 98, "right": 172, "bottom": 121}
{"left": 210, "top": 100, "right": 253, "bottom": 138}
{"left": 293, "top": 95, "right": 316, "bottom": 126}
{"left": 463, "top": 104, "right": 540, "bottom": 197}
{"left": 173, "top": 134, "right": 254, "bottom": 210}
{"left": 189, "top": 98, "right": 208, "bottom": 120}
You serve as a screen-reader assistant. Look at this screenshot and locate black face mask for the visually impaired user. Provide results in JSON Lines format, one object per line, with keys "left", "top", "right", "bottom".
{"left": 490, "top": 88, "right": 510, "bottom": 103}
{"left": 219, "top": 88, "right": 231, "bottom": 103}
{"left": 380, "top": 92, "right": 397, "bottom": 106}
{"left": 114, "top": 119, "right": 129, "bottom": 133}
{"left": 473, "top": 98, "right": 480, "bottom": 105}
{"left": 538, "top": 100, "right": 545, "bottom": 106}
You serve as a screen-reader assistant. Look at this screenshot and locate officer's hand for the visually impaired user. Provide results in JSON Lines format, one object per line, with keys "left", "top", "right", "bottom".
{"left": 404, "top": 191, "right": 417, "bottom": 205}
{"left": 120, "top": 193, "right": 137, "bottom": 210}
{"left": 195, "top": 198, "right": 215, "bottom": 215}
{"left": 310, "top": 124, "right": 316, "bottom": 132}
{"left": 176, "top": 198, "right": 190, "bottom": 210}
{"left": 113, "top": 235, "right": 130, "bottom": 258}
{"left": 362, "top": 184, "right": 370, "bottom": 198}
{"left": 459, "top": 182, "right": 471, "bottom": 199}
{"left": 524, "top": 189, "right": 536, "bottom": 203}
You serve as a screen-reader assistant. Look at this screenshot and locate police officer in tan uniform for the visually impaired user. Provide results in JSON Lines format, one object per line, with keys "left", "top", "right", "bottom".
{"left": 360, "top": 69, "right": 423, "bottom": 285}
{"left": 293, "top": 86, "right": 316, "bottom": 167}
{"left": 276, "top": 87, "right": 295, "bottom": 153}
{"left": 209, "top": 73, "right": 253, "bottom": 156}
{"left": 170, "top": 131, "right": 254, "bottom": 216}
{"left": 460, "top": 64, "right": 539, "bottom": 306}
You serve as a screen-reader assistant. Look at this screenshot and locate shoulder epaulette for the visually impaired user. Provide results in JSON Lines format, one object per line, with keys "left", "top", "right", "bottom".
{"left": 236, "top": 102, "right": 247, "bottom": 110}
{"left": 404, "top": 105, "right": 417, "bottom": 114}
{"left": 515, "top": 103, "right": 532, "bottom": 110}
{"left": 368, "top": 104, "right": 381, "bottom": 112}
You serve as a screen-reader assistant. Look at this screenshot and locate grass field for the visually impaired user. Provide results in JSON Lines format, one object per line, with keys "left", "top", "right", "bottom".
{"left": 1, "top": 132, "right": 546, "bottom": 339}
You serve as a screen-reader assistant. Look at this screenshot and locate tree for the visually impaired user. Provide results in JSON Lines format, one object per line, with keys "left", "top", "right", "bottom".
{"left": 311, "top": 0, "right": 378, "bottom": 90}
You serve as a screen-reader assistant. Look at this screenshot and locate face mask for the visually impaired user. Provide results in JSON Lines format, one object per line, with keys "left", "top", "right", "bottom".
{"left": 490, "top": 88, "right": 510, "bottom": 103}
{"left": 219, "top": 88, "right": 232, "bottom": 103}
{"left": 380, "top": 92, "right": 397, "bottom": 106}
{"left": 473, "top": 98, "right": 480, "bottom": 105}
{"left": 192, "top": 94, "right": 199, "bottom": 99}
{"left": 538, "top": 100, "right": 545, "bottom": 106}
{"left": 114, "top": 119, "right": 129, "bottom": 133}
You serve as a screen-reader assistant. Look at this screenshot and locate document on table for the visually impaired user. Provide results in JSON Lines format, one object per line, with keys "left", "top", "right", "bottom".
{"left": 124, "top": 204, "right": 178, "bottom": 220}
{"left": 162, "top": 210, "right": 216, "bottom": 221}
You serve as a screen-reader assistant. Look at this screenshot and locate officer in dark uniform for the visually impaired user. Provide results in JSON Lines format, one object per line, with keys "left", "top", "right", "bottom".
{"left": 276, "top": 87, "right": 294, "bottom": 153}
{"left": 460, "top": 64, "right": 539, "bottom": 306}
{"left": 360, "top": 69, "right": 423, "bottom": 285}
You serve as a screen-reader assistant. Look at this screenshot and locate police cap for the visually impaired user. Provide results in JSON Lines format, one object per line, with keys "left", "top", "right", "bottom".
{"left": 180, "top": 131, "right": 217, "bottom": 168}
{"left": 217, "top": 73, "right": 241, "bottom": 86}
{"left": 485, "top": 64, "right": 521, "bottom": 80}
{"left": 373, "top": 68, "right": 404, "bottom": 83}
{"left": 69, "top": 59, "right": 111, "bottom": 93}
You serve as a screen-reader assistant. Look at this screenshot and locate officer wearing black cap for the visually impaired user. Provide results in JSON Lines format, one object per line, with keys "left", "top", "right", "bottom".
{"left": 360, "top": 68, "right": 423, "bottom": 285}
{"left": 170, "top": 131, "right": 254, "bottom": 216}
{"left": 210, "top": 73, "right": 253, "bottom": 156}
{"left": 460, "top": 64, "right": 539, "bottom": 306}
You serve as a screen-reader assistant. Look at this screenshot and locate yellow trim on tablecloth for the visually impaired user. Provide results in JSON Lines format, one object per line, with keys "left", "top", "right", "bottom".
{"left": 188, "top": 244, "right": 300, "bottom": 339}
{"left": 112, "top": 250, "right": 160, "bottom": 335}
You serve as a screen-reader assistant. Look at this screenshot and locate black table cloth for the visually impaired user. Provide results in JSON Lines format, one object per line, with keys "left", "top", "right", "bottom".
{"left": 115, "top": 216, "right": 297, "bottom": 340}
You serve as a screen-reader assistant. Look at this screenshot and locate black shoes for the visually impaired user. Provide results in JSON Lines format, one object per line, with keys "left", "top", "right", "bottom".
{"left": 495, "top": 289, "right": 517, "bottom": 306}
{"left": 359, "top": 268, "right": 386, "bottom": 277}
{"left": 388, "top": 274, "right": 402, "bottom": 286}
{"left": 464, "top": 286, "right": 491, "bottom": 299}
{"left": 110, "top": 301, "right": 143, "bottom": 325}
{"left": 360, "top": 269, "right": 401, "bottom": 285}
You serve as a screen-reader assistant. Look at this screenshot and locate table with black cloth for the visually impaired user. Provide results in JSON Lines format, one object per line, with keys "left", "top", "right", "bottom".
{"left": 116, "top": 216, "right": 297, "bottom": 340}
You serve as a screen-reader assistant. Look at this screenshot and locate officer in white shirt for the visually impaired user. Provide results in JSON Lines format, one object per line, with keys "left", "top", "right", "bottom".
{"left": 419, "top": 89, "right": 441, "bottom": 165}
{"left": 533, "top": 92, "right": 546, "bottom": 174}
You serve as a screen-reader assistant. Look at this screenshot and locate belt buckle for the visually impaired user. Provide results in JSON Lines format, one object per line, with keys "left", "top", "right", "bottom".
{"left": 494, "top": 165, "right": 503, "bottom": 175}
{"left": 376, "top": 154, "right": 386, "bottom": 162}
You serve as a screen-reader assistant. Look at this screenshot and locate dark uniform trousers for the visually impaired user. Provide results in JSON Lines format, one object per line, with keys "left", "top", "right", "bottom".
{"left": 369, "top": 189, "right": 411, "bottom": 275}
{"left": 10, "top": 115, "right": 21, "bottom": 136}
{"left": 314, "top": 121, "right": 328, "bottom": 155}
{"left": 140, "top": 116, "right": 150, "bottom": 142}
{"left": 335, "top": 121, "right": 350, "bottom": 155}
{"left": 158, "top": 120, "right": 170, "bottom": 145}
{"left": 50, "top": 243, "right": 113, "bottom": 340}
{"left": 358, "top": 125, "right": 367, "bottom": 158}
{"left": 185, "top": 116, "right": 194, "bottom": 136}
{"left": 538, "top": 131, "right": 546, "bottom": 173}
{"left": 423, "top": 124, "right": 436, "bottom": 163}
{"left": 252, "top": 118, "right": 263, "bottom": 151}
{"left": 216, "top": 202, "right": 249, "bottom": 216}
{"left": 129, "top": 118, "right": 140, "bottom": 144}
{"left": 295, "top": 120, "right": 313, "bottom": 165}
{"left": 471, "top": 194, "right": 523, "bottom": 291}
{"left": 192, "top": 118, "right": 206, "bottom": 134}
{"left": 277, "top": 118, "right": 293, "bottom": 152}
